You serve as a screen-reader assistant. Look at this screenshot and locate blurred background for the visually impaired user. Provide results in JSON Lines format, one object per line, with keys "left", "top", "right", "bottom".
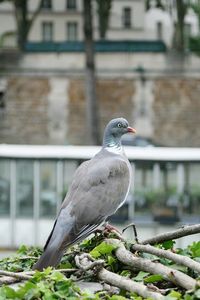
{"left": 0, "top": 0, "right": 200, "bottom": 252}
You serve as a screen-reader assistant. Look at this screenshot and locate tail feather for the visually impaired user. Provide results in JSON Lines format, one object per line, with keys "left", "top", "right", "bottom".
{"left": 33, "top": 246, "right": 64, "bottom": 271}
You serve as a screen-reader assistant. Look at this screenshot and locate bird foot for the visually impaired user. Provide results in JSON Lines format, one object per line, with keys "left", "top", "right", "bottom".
{"left": 103, "top": 222, "right": 121, "bottom": 234}
{"left": 94, "top": 223, "right": 124, "bottom": 241}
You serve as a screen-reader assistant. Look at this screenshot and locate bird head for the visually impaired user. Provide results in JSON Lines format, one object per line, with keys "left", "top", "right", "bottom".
{"left": 106, "top": 118, "right": 136, "bottom": 137}
{"left": 103, "top": 117, "right": 136, "bottom": 148}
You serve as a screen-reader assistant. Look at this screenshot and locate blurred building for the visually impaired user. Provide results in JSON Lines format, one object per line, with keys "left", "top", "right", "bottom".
{"left": 0, "top": 0, "right": 199, "bottom": 47}
{"left": 0, "top": 0, "right": 166, "bottom": 45}
{"left": 0, "top": 0, "right": 200, "bottom": 146}
{"left": 0, "top": 1, "right": 200, "bottom": 249}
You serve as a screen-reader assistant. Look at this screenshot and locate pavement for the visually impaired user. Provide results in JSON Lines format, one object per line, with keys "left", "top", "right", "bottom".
{"left": 0, "top": 250, "right": 16, "bottom": 259}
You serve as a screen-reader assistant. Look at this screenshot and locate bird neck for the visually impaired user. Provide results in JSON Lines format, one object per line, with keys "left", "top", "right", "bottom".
{"left": 103, "top": 134, "right": 122, "bottom": 154}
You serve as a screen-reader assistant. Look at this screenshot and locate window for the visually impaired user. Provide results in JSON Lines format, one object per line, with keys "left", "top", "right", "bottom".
{"left": 184, "top": 23, "right": 192, "bottom": 49}
{"left": 157, "top": 21, "right": 163, "bottom": 40}
{"left": 16, "top": 161, "right": 33, "bottom": 217}
{"left": 42, "top": 22, "right": 53, "bottom": 42}
{"left": 0, "top": 79, "right": 7, "bottom": 112}
{"left": 122, "top": 7, "right": 132, "bottom": 28}
{"left": 66, "top": 0, "right": 76, "bottom": 10}
{"left": 67, "top": 22, "right": 78, "bottom": 41}
{"left": 0, "top": 91, "right": 5, "bottom": 110}
{"left": 40, "top": 161, "right": 57, "bottom": 217}
{"left": 41, "top": 0, "right": 52, "bottom": 10}
{"left": 0, "top": 160, "right": 10, "bottom": 216}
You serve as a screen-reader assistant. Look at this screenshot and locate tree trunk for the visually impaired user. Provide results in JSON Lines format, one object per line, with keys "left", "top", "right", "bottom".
{"left": 174, "top": 0, "right": 186, "bottom": 52}
{"left": 14, "top": 0, "right": 29, "bottom": 51}
{"left": 13, "top": 0, "right": 42, "bottom": 51}
{"left": 83, "top": 0, "right": 100, "bottom": 145}
{"left": 97, "top": 0, "right": 112, "bottom": 39}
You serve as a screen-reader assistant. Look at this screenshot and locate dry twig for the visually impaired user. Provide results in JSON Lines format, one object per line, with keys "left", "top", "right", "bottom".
{"left": 122, "top": 223, "right": 139, "bottom": 243}
{"left": 141, "top": 224, "right": 200, "bottom": 245}
{"left": 75, "top": 253, "right": 164, "bottom": 300}
{"left": 99, "top": 267, "right": 164, "bottom": 300}
{"left": 0, "top": 268, "right": 77, "bottom": 285}
{"left": 75, "top": 253, "right": 104, "bottom": 271}
{"left": 0, "top": 270, "right": 31, "bottom": 280}
{"left": 105, "top": 239, "right": 197, "bottom": 290}
{"left": 132, "top": 243, "right": 200, "bottom": 274}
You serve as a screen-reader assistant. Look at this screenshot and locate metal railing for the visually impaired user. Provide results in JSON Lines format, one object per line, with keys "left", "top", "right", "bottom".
{"left": 25, "top": 40, "right": 166, "bottom": 53}
{"left": 0, "top": 144, "right": 199, "bottom": 248}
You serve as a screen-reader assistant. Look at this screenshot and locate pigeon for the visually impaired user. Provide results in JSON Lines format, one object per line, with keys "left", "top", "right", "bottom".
{"left": 33, "top": 117, "right": 136, "bottom": 270}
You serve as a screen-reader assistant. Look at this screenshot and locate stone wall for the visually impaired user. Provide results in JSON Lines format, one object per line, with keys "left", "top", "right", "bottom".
{"left": 0, "top": 75, "right": 199, "bottom": 147}
{"left": 153, "top": 79, "right": 200, "bottom": 147}
{"left": 0, "top": 77, "right": 49, "bottom": 144}
{"left": 68, "top": 79, "right": 135, "bottom": 144}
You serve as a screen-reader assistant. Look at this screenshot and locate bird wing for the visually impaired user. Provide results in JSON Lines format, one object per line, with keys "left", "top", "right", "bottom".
{"left": 44, "top": 152, "right": 131, "bottom": 252}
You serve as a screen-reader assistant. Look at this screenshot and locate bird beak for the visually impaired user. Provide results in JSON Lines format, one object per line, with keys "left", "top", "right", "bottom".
{"left": 127, "top": 126, "right": 136, "bottom": 134}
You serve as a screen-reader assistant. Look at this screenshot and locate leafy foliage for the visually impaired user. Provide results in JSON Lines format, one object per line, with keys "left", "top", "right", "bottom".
{"left": 0, "top": 245, "right": 42, "bottom": 272}
{"left": 0, "top": 233, "right": 199, "bottom": 299}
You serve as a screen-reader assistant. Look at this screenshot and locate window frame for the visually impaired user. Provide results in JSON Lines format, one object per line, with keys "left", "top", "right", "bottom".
{"left": 66, "top": 21, "right": 78, "bottom": 41}
{"left": 122, "top": 7, "right": 132, "bottom": 29}
{"left": 41, "top": 0, "right": 52, "bottom": 10}
{"left": 66, "top": 0, "right": 77, "bottom": 10}
{"left": 42, "top": 21, "right": 54, "bottom": 42}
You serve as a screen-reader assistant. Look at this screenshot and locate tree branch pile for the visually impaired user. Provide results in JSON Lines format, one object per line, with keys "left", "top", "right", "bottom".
{"left": 0, "top": 224, "right": 200, "bottom": 299}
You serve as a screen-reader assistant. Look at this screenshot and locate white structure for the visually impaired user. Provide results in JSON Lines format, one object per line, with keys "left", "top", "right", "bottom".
{"left": 0, "top": 0, "right": 147, "bottom": 46}
{"left": 0, "top": 0, "right": 199, "bottom": 48}
{"left": 145, "top": 7, "right": 174, "bottom": 46}
{"left": 0, "top": 144, "right": 200, "bottom": 248}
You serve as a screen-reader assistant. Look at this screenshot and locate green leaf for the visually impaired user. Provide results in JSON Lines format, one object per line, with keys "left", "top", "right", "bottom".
{"left": 194, "top": 289, "right": 200, "bottom": 299}
{"left": 189, "top": 242, "right": 200, "bottom": 258}
{"left": 161, "top": 240, "right": 175, "bottom": 250}
{"left": 17, "top": 244, "right": 28, "bottom": 254}
{"left": 16, "top": 281, "right": 37, "bottom": 298}
{"left": 107, "top": 255, "right": 116, "bottom": 266}
{"left": 90, "top": 249, "right": 101, "bottom": 258}
{"left": 50, "top": 270, "right": 65, "bottom": 281}
{"left": 1, "top": 286, "right": 17, "bottom": 298}
{"left": 170, "top": 263, "right": 187, "bottom": 273}
{"left": 129, "top": 293, "right": 143, "bottom": 300}
{"left": 58, "top": 261, "right": 73, "bottom": 269}
{"left": 133, "top": 271, "right": 149, "bottom": 282}
{"left": 144, "top": 274, "right": 164, "bottom": 283}
{"left": 120, "top": 270, "right": 131, "bottom": 277}
{"left": 110, "top": 296, "right": 128, "bottom": 300}
{"left": 90, "top": 241, "right": 117, "bottom": 258}
{"left": 184, "top": 295, "right": 193, "bottom": 300}
{"left": 165, "top": 290, "right": 182, "bottom": 300}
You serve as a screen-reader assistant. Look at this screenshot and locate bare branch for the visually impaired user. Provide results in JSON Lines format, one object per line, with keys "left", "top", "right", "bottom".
{"left": 122, "top": 223, "right": 139, "bottom": 243}
{"left": 54, "top": 268, "right": 78, "bottom": 273}
{"left": 105, "top": 239, "right": 197, "bottom": 290}
{"left": 75, "top": 253, "right": 164, "bottom": 300}
{"left": 75, "top": 253, "right": 104, "bottom": 271}
{"left": 0, "top": 270, "right": 31, "bottom": 280}
{"left": 99, "top": 268, "right": 164, "bottom": 300}
{"left": 0, "top": 268, "right": 77, "bottom": 285}
{"left": 132, "top": 243, "right": 200, "bottom": 274}
{"left": 140, "top": 224, "right": 200, "bottom": 245}
{"left": 0, "top": 276, "right": 18, "bottom": 285}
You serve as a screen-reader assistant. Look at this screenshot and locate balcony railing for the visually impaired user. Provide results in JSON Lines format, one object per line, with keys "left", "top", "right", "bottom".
{"left": 0, "top": 145, "right": 199, "bottom": 248}
{"left": 25, "top": 40, "right": 166, "bottom": 53}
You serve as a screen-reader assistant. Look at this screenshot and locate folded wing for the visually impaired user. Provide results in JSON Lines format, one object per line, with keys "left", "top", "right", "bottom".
{"left": 33, "top": 152, "right": 131, "bottom": 270}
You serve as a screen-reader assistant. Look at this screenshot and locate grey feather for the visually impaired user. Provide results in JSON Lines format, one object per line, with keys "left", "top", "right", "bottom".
{"left": 33, "top": 118, "right": 135, "bottom": 271}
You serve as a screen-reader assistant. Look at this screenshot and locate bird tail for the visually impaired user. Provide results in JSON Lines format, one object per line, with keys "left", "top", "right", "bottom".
{"left": 33, "top": 246, "right": 64, "bottom": 271}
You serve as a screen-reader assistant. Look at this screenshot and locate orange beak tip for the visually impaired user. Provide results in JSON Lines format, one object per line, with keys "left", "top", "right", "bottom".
{"left": 127, "top": 126, "right": 136, "bottom": 134}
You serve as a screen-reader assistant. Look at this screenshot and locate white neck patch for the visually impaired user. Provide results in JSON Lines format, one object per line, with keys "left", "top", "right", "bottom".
{"left": 105, "top": 144, "right": 123, "bottom": 155}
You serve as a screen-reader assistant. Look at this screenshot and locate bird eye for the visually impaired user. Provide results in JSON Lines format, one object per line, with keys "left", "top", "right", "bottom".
{"left": 117, "top": 123, "right": 122, "bottom": 128}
